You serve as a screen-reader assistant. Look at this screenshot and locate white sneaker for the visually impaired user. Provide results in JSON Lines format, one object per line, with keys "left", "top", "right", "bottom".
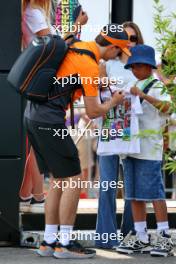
{"left": 150, "top": 231, "right": 174, "bottom": 257}
{"left": 116, "top": 232, "right": 151, "bottom": 254}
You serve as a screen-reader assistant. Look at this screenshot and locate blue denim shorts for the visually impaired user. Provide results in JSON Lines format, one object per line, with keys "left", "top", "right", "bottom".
{"left": 122, "top": 157, "right": 165, "bottom": 201}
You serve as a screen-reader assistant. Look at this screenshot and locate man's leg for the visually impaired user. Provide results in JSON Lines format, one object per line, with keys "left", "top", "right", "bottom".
{"left": 44, "top": 174, "right": 82, "bottom": 245}
{"left": 44, "top": 176, "right": 62, "bottom": 244}
{"left": 52, "top": 174, "right": 96, "bottom": 259}
{"left": 59, "top": 175, "right": 82, "bottom": 245}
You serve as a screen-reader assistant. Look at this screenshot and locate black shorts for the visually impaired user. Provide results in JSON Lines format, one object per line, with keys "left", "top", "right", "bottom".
{"left": 24, "top": 118, "right": 81, "bottom": 178}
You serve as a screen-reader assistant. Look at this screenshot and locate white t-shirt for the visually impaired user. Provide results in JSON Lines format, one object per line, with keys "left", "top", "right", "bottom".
{"left": 106, "top": 58, "right": 137, "bottom": 92}
{"left": 97, "top": 91, "right": 142, "bottom": 156}
{"left": 97, "top": 59, "right": 142, "bottom": 156}
{"left": 129, "top": 78, "right": 171, "bottom": 161}
{"left": 22, "top": 4, "right": 55, "bottom": 47}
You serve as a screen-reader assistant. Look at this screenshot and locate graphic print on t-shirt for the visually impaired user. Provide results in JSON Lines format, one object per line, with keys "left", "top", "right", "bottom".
{"left": 56, "top": 0, "right": 80, "bottom": 37}
{"left": 100, "top": 93, "right": 132, "bottom": 142}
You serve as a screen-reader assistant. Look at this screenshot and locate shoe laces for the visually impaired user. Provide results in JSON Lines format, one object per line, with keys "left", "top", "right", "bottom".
{"left": 154, "top": 234, "right": 173, "bottom": 251}
{"left": 41, "top": 241, "right": 56, "bottom": 249}
{"left": 121, "top": 232, "right": 138, "bottom": 247}
{"left": 69, "top": 240, "right": 83, "bottom": 249}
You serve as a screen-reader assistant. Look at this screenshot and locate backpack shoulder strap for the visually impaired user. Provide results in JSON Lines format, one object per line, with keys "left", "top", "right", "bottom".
{"left": 140, "top": 79, "right": 158, "bottom": 103}
{"left": 69, "top": 47, "right": 97, "bottom": 63}
{"left": 64, "top": 34, "right": 82, "bottom": 45}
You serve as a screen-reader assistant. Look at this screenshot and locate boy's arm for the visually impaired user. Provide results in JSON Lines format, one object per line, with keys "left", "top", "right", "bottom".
{"left": 142, "top": 93, "right": 170, "bottom": 113}
{"left": 131, "top": 86, "right": 171, "bottom": 113}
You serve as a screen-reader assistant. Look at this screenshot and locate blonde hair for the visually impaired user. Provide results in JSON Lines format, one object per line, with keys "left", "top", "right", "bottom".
{"left": 22, "top": 0, "right": 51, "bottom": 18}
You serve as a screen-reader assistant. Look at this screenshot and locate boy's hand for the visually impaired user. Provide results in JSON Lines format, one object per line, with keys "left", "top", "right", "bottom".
{"left": 130, "top": 86, "right": 145, "bottom": 98}
{"left": 111, "top": 91, "right": 125, "bottom": 106}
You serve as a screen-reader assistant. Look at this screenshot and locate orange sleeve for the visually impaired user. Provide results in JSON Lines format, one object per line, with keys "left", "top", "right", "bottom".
{"left": 79, "top": 64, "right": 99, "bottom": 97}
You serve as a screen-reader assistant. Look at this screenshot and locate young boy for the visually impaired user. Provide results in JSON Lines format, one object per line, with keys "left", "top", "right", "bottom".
{"left": 116, "top": 45, "right": 174, "bottom": 257}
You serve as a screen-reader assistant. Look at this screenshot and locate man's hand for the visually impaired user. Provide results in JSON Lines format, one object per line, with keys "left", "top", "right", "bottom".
{"left": 111, "top": 91, "right": 125, "bottom": 106}
{"left": 130, "top": 86, "right": 145, "bottom": 98}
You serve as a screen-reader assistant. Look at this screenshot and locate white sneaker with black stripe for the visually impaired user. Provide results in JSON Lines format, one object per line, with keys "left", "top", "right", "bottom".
{"left": 150, "top": 231, "right": 174, "bottom": 257}
{"left": 116, "top": 232, "right": 151, "bottom": 254}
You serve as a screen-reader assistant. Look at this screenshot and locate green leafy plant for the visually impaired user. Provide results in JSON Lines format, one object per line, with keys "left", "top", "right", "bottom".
{"left": 153, "top": 0, "right": 176, "bottom": 173}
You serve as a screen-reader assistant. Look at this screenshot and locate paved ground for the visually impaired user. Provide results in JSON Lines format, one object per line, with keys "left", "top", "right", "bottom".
{"left": 0, "top": 248, "right": 175, "bottom": 264}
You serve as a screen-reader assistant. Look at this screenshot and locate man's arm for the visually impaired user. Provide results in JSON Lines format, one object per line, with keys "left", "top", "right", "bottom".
{"left": 83, "top": 91, "right": 124, "bottom": 119}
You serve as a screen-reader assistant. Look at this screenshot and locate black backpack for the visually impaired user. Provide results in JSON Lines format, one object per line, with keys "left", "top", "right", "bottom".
{"left": 7, "top": 34, "right": 97, "bottom": 102}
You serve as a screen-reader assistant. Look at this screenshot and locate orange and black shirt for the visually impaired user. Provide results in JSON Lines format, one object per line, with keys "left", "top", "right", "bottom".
{"left": 24, "top": 41, "right": 100, "bottom": 124}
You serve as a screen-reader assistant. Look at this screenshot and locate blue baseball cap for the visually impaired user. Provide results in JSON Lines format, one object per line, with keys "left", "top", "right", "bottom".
{"left": 124, "top": 44, "right": 157, "bottom": 69}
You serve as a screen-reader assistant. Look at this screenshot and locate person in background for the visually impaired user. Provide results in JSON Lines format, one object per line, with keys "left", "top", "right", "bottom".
{"left": 20, "top": 0, "right": 88, "bottom": 207}
{"left": 20, "top": 0, "right": 53, "bottom": 207}
{"left": 77, "top": 112, "right": 95, "bottom": 198}
{"left": 95, "top": 22, "right": 144, "bottom": 249}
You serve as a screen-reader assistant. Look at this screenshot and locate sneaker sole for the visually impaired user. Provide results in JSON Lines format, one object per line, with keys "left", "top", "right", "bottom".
{"left": 116, "top": 248, "right": 136, "bottom": 254}
{"left": 116, "top": 248, "right": 151, "bottom": 255}
{"left": 53, "top": 251, "right": 96, "bottom": 259}
{"left": 37, "top": 249, "right": 54, "bottom": 257}
{"left": 150, "top": 250, "right": 174, "bottom": 257}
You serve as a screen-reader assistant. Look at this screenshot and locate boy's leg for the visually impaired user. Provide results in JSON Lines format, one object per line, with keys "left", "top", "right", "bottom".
{"left": 152, "top": 162, "right": 170, "bottom": 234}
{"left": 151, "top": 200, "right": 174, "bottom": 257}
{"left": 117, "top": 158, "right": 151, "bottom": 254}
{"left": 131, "top": 201, "right": 146, "bottom": 221}
{"left": 153, "top": 200, "right": 169, "bottom": 233}
{"left": 131, "top": 201, "right": 149, "bottom": 243}
{"left": 117, "top": 200, "right": 151, "bottom": 254}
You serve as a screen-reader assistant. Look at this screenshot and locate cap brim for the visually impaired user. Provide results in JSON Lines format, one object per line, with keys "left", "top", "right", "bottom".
{"left": 100, "top": 32, "right": 131, "bottom": 55}
{"left": 121, "top": 47, "right": 131, "bottom": 56}
{"left": 124, "top": 62, "right": 157, "bottom": 69}
{"left": 124, "top": 63, "right": 130, "bottom": 69}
